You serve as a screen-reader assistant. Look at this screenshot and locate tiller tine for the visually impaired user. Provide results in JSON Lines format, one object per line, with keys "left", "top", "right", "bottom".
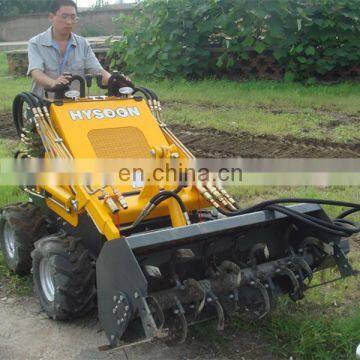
{"left": 206, "top": 291, "right": 225, "bottom": 331}
{"left": 167, "top": 297, "right": 188, "bottom": 345}
{"left": 249, "top": 279, "right": 271, "bottom": 319}
{"left": 275, "top": 266, "right": 304, "bottom": 301}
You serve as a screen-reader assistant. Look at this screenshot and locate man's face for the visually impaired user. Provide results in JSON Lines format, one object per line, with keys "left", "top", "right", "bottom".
{"left": 49, "top": 6, "right": 78, "bottom": 36}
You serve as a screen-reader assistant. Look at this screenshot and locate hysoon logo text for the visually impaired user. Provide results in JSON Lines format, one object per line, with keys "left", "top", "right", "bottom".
{"left": 69, "top": 107, "right": 141, "bottom": 121}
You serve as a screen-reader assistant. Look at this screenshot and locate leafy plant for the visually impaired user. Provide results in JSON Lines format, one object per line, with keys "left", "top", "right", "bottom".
{"left": 109, "top": 0, "right": 360, "bottom": 80}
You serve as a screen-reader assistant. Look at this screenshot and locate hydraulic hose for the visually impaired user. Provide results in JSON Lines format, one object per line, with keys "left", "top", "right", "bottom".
{"left": 133, "top": 87, "right": 151, "bottom": 100}
{"left": 216, "top": 197, "right": 360, "bottom": 238}
{"left": 121, "top": 187, "right": 188, "bottom": 231}
{"left": 151, "top": 190, "right": 187, "bottom": 213}
{"left": 267, "top": 205, "right": 359, "bottom": 237}
{"left": 140, "top": 86, "right": 159, "bottom": 101}
{"left": 13, "top": 92, "right": 37, "bottom": 136}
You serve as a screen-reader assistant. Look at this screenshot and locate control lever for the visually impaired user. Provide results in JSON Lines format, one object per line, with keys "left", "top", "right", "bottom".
{"left": 44, "top": 83, "right": 70, "bottom": 100}
{"left": 96, "top": 74, "right": 108, "bottom": 93}
{"left": 85, "top": 74, "right": 93, "bottom": 97}
{"left": 45, "top": 74, "right": 86, "bottom": 99}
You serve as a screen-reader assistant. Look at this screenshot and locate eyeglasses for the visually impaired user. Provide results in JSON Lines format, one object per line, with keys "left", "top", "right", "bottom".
{"left": 57, "top": 14, "right": 79, "bottom": 22}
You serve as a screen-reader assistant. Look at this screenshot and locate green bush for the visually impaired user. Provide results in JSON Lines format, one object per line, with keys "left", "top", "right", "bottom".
{"left": 109, "top": 0, "right": 360, "bottom": 80}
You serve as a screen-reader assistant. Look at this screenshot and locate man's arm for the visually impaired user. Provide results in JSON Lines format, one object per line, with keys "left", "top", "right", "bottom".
{"left": 28, "top": 41, "right": 71, "bottom": 90}
{"left": 101, "top": 68, "right": 111, "bottom": 85}
{"left": 84, "top": 40, "right": 112, "bottom": 85}
{"left": 31, "top": 70, "right": 71, "bottom": 89}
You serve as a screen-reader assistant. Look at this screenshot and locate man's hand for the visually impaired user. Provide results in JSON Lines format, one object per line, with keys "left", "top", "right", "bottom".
{"left": 31, "top": 70, "right": 73, "bottom": 90}
{"left": 50, "top": 75, "right": 72, "bottom": 88}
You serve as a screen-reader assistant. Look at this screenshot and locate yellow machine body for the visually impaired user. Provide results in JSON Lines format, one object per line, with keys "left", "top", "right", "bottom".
{"left": 41, "top": 97, "right": 209, "bottom": 240}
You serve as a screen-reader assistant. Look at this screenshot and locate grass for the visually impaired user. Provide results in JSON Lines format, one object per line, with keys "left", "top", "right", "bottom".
{"left": 0, "top": 52, "right": 30, "bottom": 112}
{"left": 142, "top": 78, "right": 360, "bottom": 114}
{"left": 0, "top": 252, "right": 33, "bottom": 296}
{"left": 141, "top": 78, "right": 360, "bottom": 143}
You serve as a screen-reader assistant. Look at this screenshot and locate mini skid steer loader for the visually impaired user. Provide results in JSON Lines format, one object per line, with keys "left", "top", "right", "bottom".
{"left": 0, "top": 73, "right": 359, "bottom": 349}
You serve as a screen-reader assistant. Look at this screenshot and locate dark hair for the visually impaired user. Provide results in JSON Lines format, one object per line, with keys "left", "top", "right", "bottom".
{"left": 50, "top": 0, "right": 78, "bottom": 14}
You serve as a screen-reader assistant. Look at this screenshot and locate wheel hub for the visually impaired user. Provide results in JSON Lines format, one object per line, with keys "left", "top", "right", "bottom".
{"left": 39, "top": 258, "right": 55, "bottom": 302}
{"left": 4, "top": 221, "right": 15, "bottom": 259}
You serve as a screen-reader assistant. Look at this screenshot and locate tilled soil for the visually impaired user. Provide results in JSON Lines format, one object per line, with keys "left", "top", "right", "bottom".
{"left": 169, "top": 124, "right": 360, "bottom": 158}
{"left": 0, "top": 111, "right": 18, "bottom": 140}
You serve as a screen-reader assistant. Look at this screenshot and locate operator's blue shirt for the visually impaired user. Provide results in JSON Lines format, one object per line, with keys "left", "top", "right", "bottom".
{"left": 27, "top": 26, "right": 103, "bottom": 98}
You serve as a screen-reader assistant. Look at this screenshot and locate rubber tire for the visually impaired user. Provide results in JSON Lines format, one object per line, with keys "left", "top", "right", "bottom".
{"left": 0, "top": 202, "right": 47, "bottom": 275}
{"left": 32, "top": 233, "right": 96, "bottom": 320}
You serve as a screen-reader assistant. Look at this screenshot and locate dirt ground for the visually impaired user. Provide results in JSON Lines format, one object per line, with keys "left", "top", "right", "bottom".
{"left": 170, "top": 124, "right": 360, "bottom": 158}
{"left": 0, "top": 112, "right": 18, "bottom": 140}
{"left": 0, "top": 287, "right": 278, "bottom": 360}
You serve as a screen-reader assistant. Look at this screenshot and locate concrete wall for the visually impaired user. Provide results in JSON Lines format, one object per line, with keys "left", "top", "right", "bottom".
{"left": 0, "top": 5, "right": 135, "bottom": 42}
{"left": 7, "top": 49, "right": 110, "bottom": 76}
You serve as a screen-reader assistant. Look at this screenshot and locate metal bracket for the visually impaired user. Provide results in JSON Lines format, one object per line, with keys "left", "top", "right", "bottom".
{"left": 139, "top": 296, "right": 159, "bottom": 339}
{"left": 333, "top": 244, "right": 355, "bottom": 277}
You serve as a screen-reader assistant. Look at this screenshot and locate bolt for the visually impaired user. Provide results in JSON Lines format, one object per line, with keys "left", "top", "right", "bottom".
{"left": 117, "top": 319, "right": 121, "bottom": 325}
{"left": 112, "top": 307, "right": 117, "bottom": 314}
{"left": 189, "top": 304, "right": 195, "bottom": 309}
{"left": 275, "top": 268, "right": 281, "bottom": 273}
{"left": 174, "top": 309, "right": 179, "bottom": 315}
{"left": 121, "top": 318, "right": 125, "bottom": 323}
{"left": 123, "top": 313, "right": 127, "bottom": 318}
{"left": 111, "top": 335, "right": 115, "bottom": 341}
{"left": 207, "top": 297, "right": 212, "bottom": 303}
{"left": 125, "top": 306, "right": 129, "bottom": 311}
{"left": 119, "top": 295, "right": 124, "bottom": 301}
{"left": 298, "top": 248, "right": 304, "bottom": 253}
{"left": 265, "top": 284, "right": 269, "bottom": 288}
{"left": 250, "top": 281, "right": 255, "bottom": 285}
{"left": 113, "top": 296, "right": 117, "bottom": 302}
{"left": 134, "top": 292, "right": 139, "bottom": 299}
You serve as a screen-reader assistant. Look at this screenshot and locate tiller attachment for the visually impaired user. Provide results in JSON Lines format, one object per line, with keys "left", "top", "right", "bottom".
{"left": 97, "top": 204, "right": 355, "bottom": 349}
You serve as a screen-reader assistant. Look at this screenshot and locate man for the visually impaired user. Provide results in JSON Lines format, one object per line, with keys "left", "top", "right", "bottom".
{"left": 27, "top": 0, "right": 111, "bottom": 98}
